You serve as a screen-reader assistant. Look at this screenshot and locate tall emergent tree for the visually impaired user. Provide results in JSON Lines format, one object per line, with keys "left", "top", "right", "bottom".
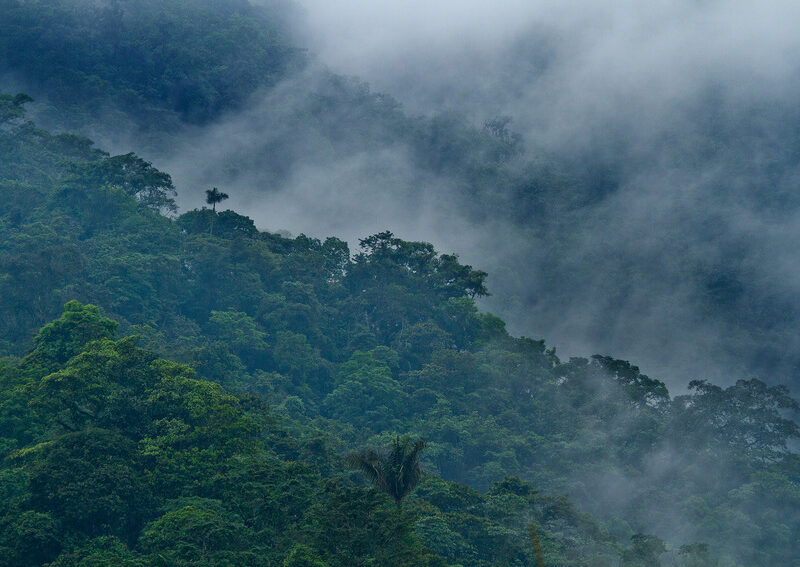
{"left": 205, "top": 187, "right": 229, "bottom": 236}
{"left": 346, "top": 437, "right": 426, "bottom": 508}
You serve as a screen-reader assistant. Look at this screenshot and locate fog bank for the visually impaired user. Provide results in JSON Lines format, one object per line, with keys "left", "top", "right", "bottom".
{"left": 140, "top": 1, "right": 800, "bottom": 391}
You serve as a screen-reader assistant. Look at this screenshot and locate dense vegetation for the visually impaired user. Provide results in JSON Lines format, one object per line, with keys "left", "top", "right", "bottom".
{"left": 1, "top": 93, "right": 798, "bottom": 566}
{"left": 1, "top": 1, "right": 800, "bottom": 565}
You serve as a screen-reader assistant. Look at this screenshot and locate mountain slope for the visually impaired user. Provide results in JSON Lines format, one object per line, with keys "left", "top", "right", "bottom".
{"left": 6, "top": 0, "right": 800, "bottom": 391}
{"left": 1, "top": 96, "right": 798, "bottom": 565}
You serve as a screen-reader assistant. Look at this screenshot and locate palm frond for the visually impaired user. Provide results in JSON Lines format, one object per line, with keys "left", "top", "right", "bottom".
{"left": 346, "top": 449, "right": 383, "bottom": 487}
{"left": 346, "top": 437, "right": 426, "bottom": 507}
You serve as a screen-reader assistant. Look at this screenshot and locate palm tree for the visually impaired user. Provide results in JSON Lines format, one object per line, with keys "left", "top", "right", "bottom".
{"left": 346, "top": 436, "right": 426, "bottom": 508}
{"left": 205, "top": 187, "right": 228, "bottom": 236}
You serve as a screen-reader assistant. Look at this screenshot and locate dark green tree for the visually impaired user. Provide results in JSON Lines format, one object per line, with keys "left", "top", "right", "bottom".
{"left": 26, "top": 301, "right": 118, "bottom": 369}
{"left": 346, "top": 436, "right": 426, "bottom": 508}
{"left": 82, "top": 154, "right": 177, "bottom": 214}
{"left": 283, "top": 545, "right": 327, "bottom": 567}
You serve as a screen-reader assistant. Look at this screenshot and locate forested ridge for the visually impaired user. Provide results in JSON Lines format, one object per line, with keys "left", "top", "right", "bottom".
{"left": 6, "top": 0, "right": 798, "bottom": 390}
{"left": 1, "top": 1, "right": 800, "bottom": 565}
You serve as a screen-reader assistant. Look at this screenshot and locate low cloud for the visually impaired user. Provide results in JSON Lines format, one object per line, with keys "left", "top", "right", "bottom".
{"left": 133, "top": 1, "right": 800, "bottom": 391}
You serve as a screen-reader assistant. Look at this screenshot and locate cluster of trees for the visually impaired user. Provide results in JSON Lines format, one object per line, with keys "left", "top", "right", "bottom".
{"left": 0, "top": 302, "right": 441, "bottom": 566}
{"left": 1, "top": 97, "right": 798, "bottom": 565}
{"left": 2, "top": 303, "right": 738, "bottom": 566}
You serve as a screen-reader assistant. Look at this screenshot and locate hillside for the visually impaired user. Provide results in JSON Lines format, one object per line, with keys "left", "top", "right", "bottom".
{"left": 1, "top": 94, "right": 798, "bottom": 566}
{"left": 5, "top": 299, "right": 621, "bottom": 566}
{"left": 5, "top": 0, "right": 800, "bottom": 389}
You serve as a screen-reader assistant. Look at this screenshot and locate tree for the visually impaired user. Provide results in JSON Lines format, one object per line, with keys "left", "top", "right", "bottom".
{"left": 25, "top": 428, "right": 149, "bottom": 540}
{"left": 303, "top": 481, "right": 440, "bottom": 567}
{"left": 0, "top": 510, "right": 61, "bottom": 566}
{"left": 322, "top": 348, "right": 406, "bottom": 432}
{"left": 27, "top": 301, "right": 119, "bottom": 369}
{"left": 346, "top": 436, "right": 426, "bottom": 508}
{"left": 205, "top": 187, "right": 229, "bottom": 236}
{"left": 591, "top": 355, "right": 670, "bottom": 409}
{"left": 672, "top": 379, "right": 800, "bottom": 462}
{"left": 82, "top": 154, "right": 177, "bottom": 214}
{"left": 283, "top": 545, "right": 327, "bottom": 567}
{"left": 139, "top": 504, "right": 254, "bottom": 566}
{"left": 205, "top": 187, "right": 228, "bottom": 212}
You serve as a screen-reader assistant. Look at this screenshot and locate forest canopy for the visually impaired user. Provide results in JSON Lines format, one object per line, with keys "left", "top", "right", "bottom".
{"left": 0, "top": 96, "right": 797, "bottom": 565}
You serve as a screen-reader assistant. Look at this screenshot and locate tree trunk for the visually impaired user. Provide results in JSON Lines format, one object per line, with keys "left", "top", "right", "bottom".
{"left": 209, "top": 204, "right": 216, "bottom": 236}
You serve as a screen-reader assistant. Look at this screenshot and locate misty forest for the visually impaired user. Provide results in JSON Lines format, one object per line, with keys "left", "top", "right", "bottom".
{"left": 1, "top": 1, "right": 799, "bottom": 566}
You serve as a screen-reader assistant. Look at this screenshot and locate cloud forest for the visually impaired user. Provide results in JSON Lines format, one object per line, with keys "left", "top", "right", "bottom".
{"left": 0, "top": 1, "right": 798, "bottom": 566}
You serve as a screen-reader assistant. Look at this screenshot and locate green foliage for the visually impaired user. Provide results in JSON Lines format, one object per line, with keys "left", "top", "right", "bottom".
{"left": 77, "top": 153, "right": 177, "bottom": 214}
{"left": 301, "top": 481, "right": 442, "bottom": 567}
{"left": 323, "top": 348, "right": 406, "bottom": 431}
{"left": 51, "top": 536, "right": 146, "bottom": 567}
{"left": 28, "top": 301, "right": 118, "bottom": 368}
{"left": 672, "top": 378, "right": 800, "bottom": 462}
{"left": 179, "top": 208, "right": 257, "bottom": 239}
{"left": 139, "top": 504, "right": 262, "bottom": 566}
{"left": 283, "top": 545, "right": 328, "bottom": 567}
{"left": 0, "top": 510, "right": 62, "bottom": 567}
{"left": 0, "top": 305, "right": 439, "bottom": 566}
{"left": 346, "top": 436, "right": 427, "bottom": 507}
{"left": 25, "top": 428, "right": 148, "bottom": 538}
